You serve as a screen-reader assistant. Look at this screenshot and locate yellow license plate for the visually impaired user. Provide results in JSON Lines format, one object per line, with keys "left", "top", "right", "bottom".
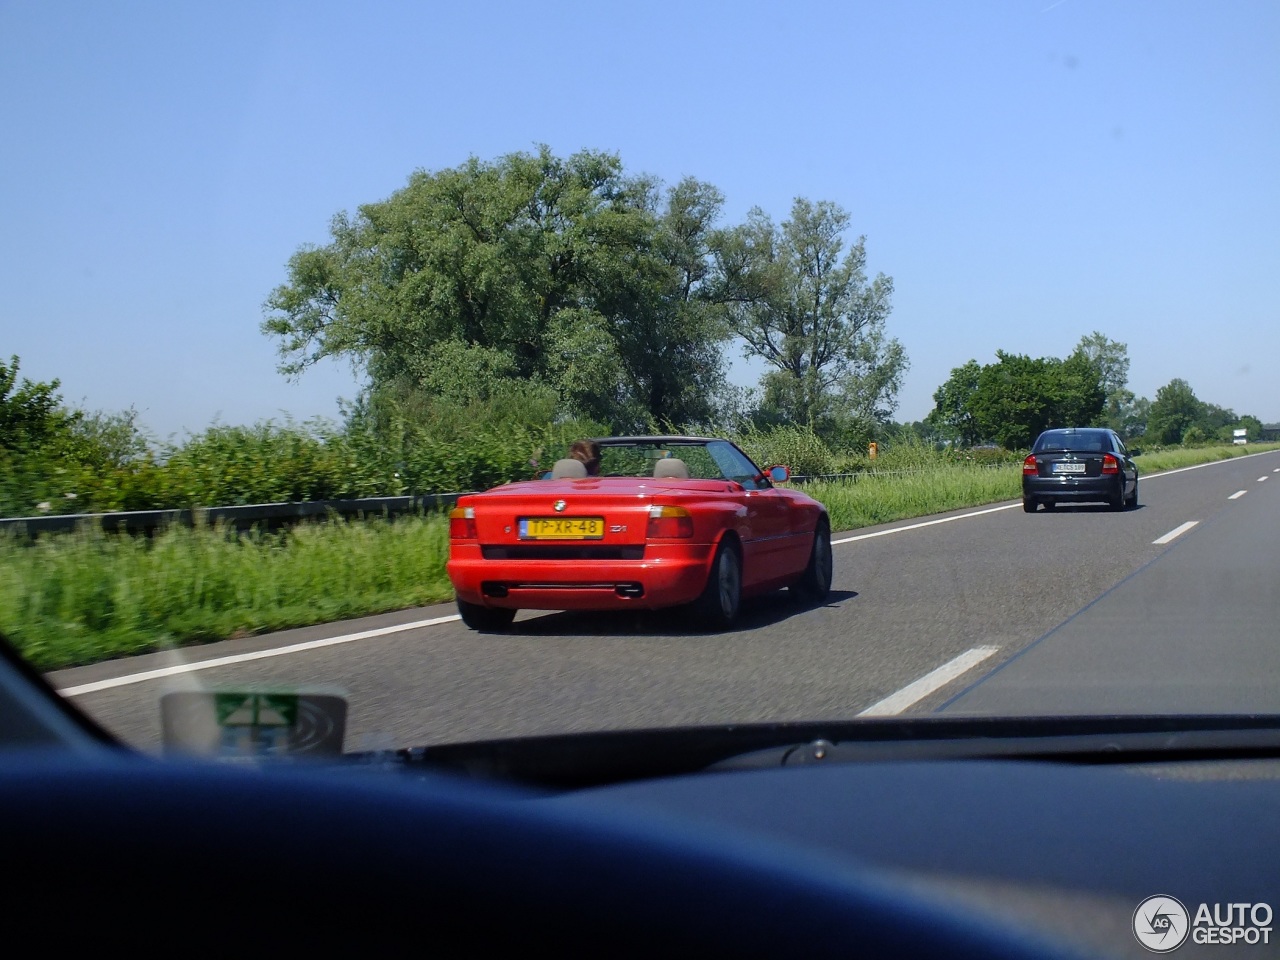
{"left": 519, "top": 517, "right": 605, "bottom": 540}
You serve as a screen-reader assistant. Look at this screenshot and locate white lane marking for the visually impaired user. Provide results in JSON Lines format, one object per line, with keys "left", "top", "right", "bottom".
{"left": 858, "top": 647, "right": 1000, "bottom": 717}
{"left": 1153, "top": 521, "right": 1199, "bottom": 545}
{"left": 1260, "top": 476, "right": 1268, "bottom": 482}
{"left": 832, "top": 503, "right": 1019, "bottom": 545}
{"left": 1229, "top": 490, "right": 1247, "bottom": 500}
{"left": 58, "top": 614, "right": 462, "bottom": 697}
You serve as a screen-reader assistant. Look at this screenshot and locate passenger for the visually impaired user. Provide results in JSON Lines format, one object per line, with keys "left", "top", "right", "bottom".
{"left": 568, "top": 439, "right": 602, "bottom": 476}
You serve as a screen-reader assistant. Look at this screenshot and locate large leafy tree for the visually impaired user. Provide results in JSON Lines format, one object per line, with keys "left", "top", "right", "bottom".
{"left": 0, "top": 355, "right": 69, "bottom": 452}
{"left": 1146, "top": 378, "right": 1204, "bottom": 446}
{"left": 263, "top": 148, "right": 730, "bottom": 433}
{"left": 926, "top": 360, "right": 983, "bottom": 445}
{"left": 557, "top": 176, "right": 731, "bottom": 430}
{"left": 713, "top": 198, "right": 906, "bottom": 436}
{"left": 1197, "top": 401, "right": 1238, "bottom": 435}
{"left": 1072, "top": 331, "right": 1132, "bottom": 433}
{"left": 928, "top": 350, "right": 1105, "bottom": 449}
{"left": 1120, "top": 395, "right": 1152, "bottom": 441}
{"left": 0, "top": 355, "right": 154, "bottom": 516}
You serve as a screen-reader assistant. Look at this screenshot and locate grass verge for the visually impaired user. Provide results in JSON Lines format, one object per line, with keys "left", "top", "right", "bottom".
{"left": 2, "top": 516, "right": 451, "bottom": 671}
{"left": 809, "top": 465, "right": 1020, "bottom": 532}
{"left": 1127, "top": 443, "right": 1280, "bottom": 473}
{"left": 6, "top": 443, "right": 1278, "bottom": 671}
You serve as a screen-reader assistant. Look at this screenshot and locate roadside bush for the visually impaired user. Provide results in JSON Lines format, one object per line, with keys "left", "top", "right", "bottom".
{"left": 734, "top": 425, "right": 835, "bottom": 478}
{"left": 875, "top": 438, "right": 957, "bottom": 470}
{"left": 158, "top": 420, "right": 384, "bottom": 506}
{"left": 1181, "top": 426, "right": 1208, "bottom": 448}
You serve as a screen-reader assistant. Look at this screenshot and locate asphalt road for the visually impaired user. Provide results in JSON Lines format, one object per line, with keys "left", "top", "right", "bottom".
{"left": 49, "top": 449, "right": 1280, "bottom": 754}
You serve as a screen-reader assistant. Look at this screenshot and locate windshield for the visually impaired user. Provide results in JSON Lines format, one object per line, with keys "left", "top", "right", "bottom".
{"left": 2, "top": 2, "right": 1279, "bottom": 761}
{"left": 589, "top": 439, "right": 769, "bottom": 485}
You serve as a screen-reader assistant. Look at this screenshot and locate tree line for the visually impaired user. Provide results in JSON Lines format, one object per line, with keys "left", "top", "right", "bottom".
{"left": 2, "top": 148, "right": 1271, "bottom": 517}
{"left": 922, "top": 331, "right": 1266, "bottom": 449}
{"left": 261, "top": 146, "right": 907, "bottom": 446}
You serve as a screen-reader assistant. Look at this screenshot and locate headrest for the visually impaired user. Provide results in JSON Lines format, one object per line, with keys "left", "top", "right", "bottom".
{"left": 551, "top": 458, "right": 588, "bottom": 479}
{"left": 653, "top": 458, "right": 690, "bottom": 480}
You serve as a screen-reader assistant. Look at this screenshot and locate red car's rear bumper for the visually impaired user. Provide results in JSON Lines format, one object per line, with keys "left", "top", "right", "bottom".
{"left": 447, "top": 542, "right": 716, "bottom": 611}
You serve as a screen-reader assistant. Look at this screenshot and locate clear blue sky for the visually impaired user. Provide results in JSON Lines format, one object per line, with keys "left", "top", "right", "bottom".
{"left": 3, "top": 0, "right": 1277, "bottom": 440}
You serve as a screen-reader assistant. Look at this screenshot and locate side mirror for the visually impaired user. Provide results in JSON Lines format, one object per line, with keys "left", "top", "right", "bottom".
{"left": 1129, "top": 448, "right": 1142, "bottom": 457}
{"left": 767, "top": 465, "right": 790, "bottom": 483}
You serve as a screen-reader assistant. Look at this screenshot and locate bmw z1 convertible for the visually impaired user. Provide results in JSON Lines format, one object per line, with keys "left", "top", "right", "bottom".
{"left": 447, "top": 436, "right": 833, "bottom": 630}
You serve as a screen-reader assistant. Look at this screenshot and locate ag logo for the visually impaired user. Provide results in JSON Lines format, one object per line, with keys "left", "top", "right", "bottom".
{"left": 1133, "top": 895, "right": 1189, "bottom": 953}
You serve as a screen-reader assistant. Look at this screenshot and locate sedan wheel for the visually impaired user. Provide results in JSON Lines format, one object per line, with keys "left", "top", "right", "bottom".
{"left": 695, "top": 540, "right": 742, "bottom": 628}
{"left": 1022, "top": 497, "right": 1036, "bottom": 513}
{"left": 1126, "top": 478, "right": 1139, "bottom": 508}
{"left": 1108, "top": 480, "right": 1125, "bottom": 512}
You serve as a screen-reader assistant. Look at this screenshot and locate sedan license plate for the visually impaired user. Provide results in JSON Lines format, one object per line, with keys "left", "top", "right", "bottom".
{"left": 1052, "top": 462, "right": 1087, "bottom": 474}
{"left": 519, "top": 517, "right": 605, "bottom": 540}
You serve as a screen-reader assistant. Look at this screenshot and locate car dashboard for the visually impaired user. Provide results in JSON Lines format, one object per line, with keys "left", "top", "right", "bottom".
{"left": 0, "top": 641, "right": 1274, "bottom": 958}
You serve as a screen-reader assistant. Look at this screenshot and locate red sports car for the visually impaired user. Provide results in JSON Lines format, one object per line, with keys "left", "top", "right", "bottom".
{"left": 447, "top": 436, "right": 833, "bottom": 631}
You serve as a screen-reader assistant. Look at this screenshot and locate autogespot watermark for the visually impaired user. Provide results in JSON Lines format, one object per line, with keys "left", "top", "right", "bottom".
{"left": 1133, "top": 896, "right": 1273, "bottom": 952}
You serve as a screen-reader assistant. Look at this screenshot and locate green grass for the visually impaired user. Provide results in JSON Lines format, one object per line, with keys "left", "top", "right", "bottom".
{"left": 6, "top": 442, "right": 1279, "bottom": 672}
{"left": 1130, "top": 442, "right": 1280, "bottom": 473}
{"left": 808, "top": 465, "right": 1021, "bottom": 532}
{"left": 1, "top": 515, "right": 452, "bottom": 671}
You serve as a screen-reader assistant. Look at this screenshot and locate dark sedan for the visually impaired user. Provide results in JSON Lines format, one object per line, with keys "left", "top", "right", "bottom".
{"left": 1022, "top": 428, "right": 1139, "bottom": 512}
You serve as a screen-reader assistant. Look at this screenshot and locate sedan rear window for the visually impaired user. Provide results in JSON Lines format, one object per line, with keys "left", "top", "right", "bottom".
{"left": 1033, "top": 430, "right": 1114, "bottom": 453}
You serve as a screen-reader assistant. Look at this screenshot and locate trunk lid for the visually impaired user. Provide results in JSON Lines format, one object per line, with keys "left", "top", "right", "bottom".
{"left": 459, "top": 477, "right": 737, "bottom": 548}
{"left": 1030, "top": 450, "right": 1105, "bottom": 478}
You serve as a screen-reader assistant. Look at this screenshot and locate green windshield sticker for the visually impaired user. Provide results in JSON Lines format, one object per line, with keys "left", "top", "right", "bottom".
{"left": 214, "top": 693, "right": 299, "bottom": 729}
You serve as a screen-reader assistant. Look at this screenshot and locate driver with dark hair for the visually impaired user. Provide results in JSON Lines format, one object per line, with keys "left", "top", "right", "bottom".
{"left": 569, "top": 439, "right": 602, "bottom": 476}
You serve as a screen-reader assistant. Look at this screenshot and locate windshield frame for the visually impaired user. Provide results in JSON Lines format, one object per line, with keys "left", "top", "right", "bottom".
{"left": 591, "top": 436, "right": 772, "bottom": 489}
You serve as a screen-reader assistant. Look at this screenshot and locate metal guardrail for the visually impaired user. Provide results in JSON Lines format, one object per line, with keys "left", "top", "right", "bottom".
{"left": 789, "top": 462, "right": 1018, "bottom": 484}
{"left": 0, "top": 493, "right": 469, "bottom": 538}
{"left": 1, "top": 462, "right": 1021, "bottom": 537}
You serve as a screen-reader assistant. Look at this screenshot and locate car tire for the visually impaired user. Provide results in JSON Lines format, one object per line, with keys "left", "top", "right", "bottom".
{"left": 1126, "top": 477, "right": 1139, "bottom": 508}
{"left": 1022, "top": 497, "right": 1036, "bottom": 513}
{"left": 791, "top": 518, "right": 833, "bottom": 603}
{"left": 1108, "top": 480, "right": 1125, "bottom": 511}
{"left": 456, "top": 598, "right": 517, "bottom": 632}
{"left": 695, "top": 539, "right": 742, "bottom": 629}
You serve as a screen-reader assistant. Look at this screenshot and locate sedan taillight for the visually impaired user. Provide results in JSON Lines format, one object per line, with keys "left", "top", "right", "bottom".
{"left": 647, "top": 505, "right": 693, "bottom": 539}
{"left": 1101, "top": 454, "right": 1119, "bottom": 475}
{"left": 449, "top": 506, "right": 478, "bottom": 539}
{"left": 1022, "top": 455, "right": 1038, "bottom": 476}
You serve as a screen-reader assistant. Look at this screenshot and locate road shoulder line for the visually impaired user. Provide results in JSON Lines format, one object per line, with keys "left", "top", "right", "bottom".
{"left": 832, "top": 503, "right": 1019, "bottom": 546}
{"left": 58, "top": 614, "right": 462, "bottom": 697}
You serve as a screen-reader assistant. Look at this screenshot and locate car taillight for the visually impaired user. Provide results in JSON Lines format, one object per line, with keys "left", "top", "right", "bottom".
{"left": 449, "top": 506, "right": 478, "bottom": 539}
{"left": 1023, "top": 455, "right": 1038, "bottom": 476}
{"left": 1101, "top": 454, "right": 1119, "bottom": 475}
{"left": 646, "top": 505, "right": 693, "bottom": 539}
